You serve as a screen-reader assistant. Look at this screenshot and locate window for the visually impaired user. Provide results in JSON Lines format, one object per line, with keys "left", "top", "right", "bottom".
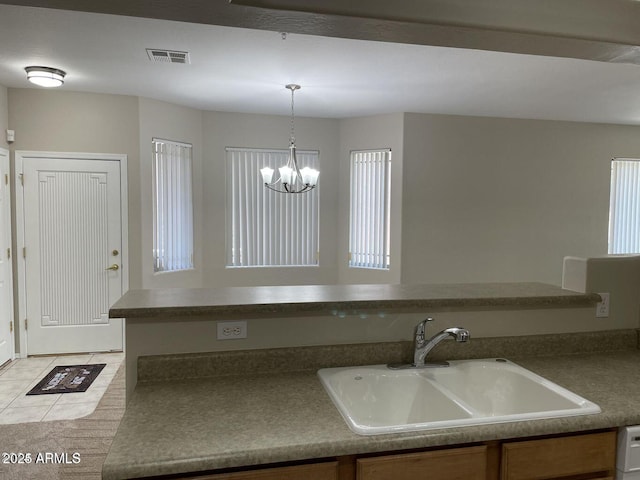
{"left": 152, "top": 138, "right": 194, "bottom": 272}
{"left": 349, "top": 149, "right": 391, "bottom": 269}
{"left": 608, "top": 158, "right": 640, "bottom": 254}
{"left": 226, "top": 147, "right": 319, "bottom": 267}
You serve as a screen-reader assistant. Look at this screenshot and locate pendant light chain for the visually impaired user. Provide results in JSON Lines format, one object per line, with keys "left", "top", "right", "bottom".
{"left": 288, "top": 84, "right": 299, "bottom": 145}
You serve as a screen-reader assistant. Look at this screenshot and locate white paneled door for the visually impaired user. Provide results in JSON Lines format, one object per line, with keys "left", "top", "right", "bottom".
{"left": 20, "top": 154, "right": 125, "bottom": 355}
{"left": 0, "top": 147, "right": 13, "bottom": 365}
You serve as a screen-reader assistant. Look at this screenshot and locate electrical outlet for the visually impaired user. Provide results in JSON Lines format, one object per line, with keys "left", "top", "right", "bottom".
{"left": 216, "top": 321, "right": 247, "bottom": 340}
{"left": 596, "top": 292, "right": 610, "bottom": 318}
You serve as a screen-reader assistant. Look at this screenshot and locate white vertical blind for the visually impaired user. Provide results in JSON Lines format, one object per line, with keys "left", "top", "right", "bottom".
{"left": 349, "top": 149, "right": 391, "bottom": 269}
{"left": 226, "top": 147, "right": 319, "bottom": 267}
{"left": 609, "top": 158, "right": 640, "bottom": 254}
{"left": 152, "top": 138, "right": 194, "bottom": 272}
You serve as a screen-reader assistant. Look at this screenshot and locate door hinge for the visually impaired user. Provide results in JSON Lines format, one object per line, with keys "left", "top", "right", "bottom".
{"left": 4, "top": 174, "right": 7, "bottom": 185}
{"left": 24, "top": 318, "right": 28, "bottom": 330}
{"left": 19, "top": 173, "right": 23, "bottom": 186}
{"left": 22, "top": 247, "right": 26, "bottom": 258}
{"left": 9, "top": 321, "right": 12, "bottom": 333}
{"left": 6, "top": 248, "right": 9, "bottom": 259}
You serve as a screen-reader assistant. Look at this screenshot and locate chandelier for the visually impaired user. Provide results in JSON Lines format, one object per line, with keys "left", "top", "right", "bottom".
{"left": 260, "top": 84, "right": 319, "bottom": 193}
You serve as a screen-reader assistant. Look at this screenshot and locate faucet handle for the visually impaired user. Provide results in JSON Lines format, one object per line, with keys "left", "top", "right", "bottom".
{"left": 415, "top": 317, "right": 434, "bottom": 347}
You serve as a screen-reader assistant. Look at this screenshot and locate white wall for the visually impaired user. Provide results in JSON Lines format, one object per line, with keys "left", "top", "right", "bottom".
{"left": 338, "top": 113, "right": 404, "bottom": 284}
{"left": 401, "top": 113, "right": 640, "bottom": 286}
{"left": 201, "top": 111, "right": 341, "bottom": 287}
{"left": 138, "top": 97, "right": 204, "bottom": 289}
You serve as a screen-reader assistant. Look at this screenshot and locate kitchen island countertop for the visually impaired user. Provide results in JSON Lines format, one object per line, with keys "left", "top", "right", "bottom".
{"left": 102, "top": 338, "right": 640, "bottom": 480}
{"left": 109, "top": 282, "right": 600, "bottom": 319}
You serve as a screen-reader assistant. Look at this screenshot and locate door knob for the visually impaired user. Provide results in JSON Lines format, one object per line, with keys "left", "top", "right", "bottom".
{"left": 105, "top": 264, "right": 120, "bottom": 271}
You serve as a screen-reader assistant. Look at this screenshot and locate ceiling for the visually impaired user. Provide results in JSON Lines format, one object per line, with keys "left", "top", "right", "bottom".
{"left": 1, "top": 3, "right": 640, "bottom": 124}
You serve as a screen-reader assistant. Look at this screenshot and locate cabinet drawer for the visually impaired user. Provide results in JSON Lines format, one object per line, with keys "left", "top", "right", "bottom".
{"left": 179, "top": 461, "right": 339, "bottom": 480}
{"left": 357, "top": 445, "right": 487, "bottom": 480}
{"left": 501, "top": 431, "right": 616, "bottom": 480}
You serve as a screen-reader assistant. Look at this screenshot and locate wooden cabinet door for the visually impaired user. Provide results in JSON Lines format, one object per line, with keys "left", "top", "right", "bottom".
{"left": 500, "top": 431, "right": 616, "bottom": 480}
{"left": 178, "top": 461, "right": 339, "bottom": 480}
{"left": 357, "top": 445, "right": 487, "bottom": 480}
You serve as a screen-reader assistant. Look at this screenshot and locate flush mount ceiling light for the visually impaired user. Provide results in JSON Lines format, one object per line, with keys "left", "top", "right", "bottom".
{"left": 25, "top": 66, "right": 66, "bottom": 88}
{"left": 260, "top": 84, "right": 320, "bottom": 194}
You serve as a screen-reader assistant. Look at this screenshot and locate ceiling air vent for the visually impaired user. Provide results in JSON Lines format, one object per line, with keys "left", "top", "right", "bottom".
{"left": 146, "top": 49, "right": 190, "bottom": 64}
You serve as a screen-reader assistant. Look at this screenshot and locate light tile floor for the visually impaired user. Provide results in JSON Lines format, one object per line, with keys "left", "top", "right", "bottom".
{"left": 0, "top": 352, "right": 124, "bottom": 424}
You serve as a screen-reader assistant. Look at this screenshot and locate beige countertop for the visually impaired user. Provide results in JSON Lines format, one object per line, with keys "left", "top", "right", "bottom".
{"left": 109, "top": 282, "right": 600, "bottom": 319}
{"left": 102, "top": 331, "right": 640, "bottom": 480}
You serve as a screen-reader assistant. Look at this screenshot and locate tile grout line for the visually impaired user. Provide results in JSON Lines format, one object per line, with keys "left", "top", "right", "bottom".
{"left": 39, "top": 397, "right": 58, "bottom": 422}
{"left": 0, "top": 352, "right": 124, "bottom": 425}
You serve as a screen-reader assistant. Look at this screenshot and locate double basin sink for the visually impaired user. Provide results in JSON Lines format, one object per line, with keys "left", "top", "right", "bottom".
{"left": 318, "top": 358, "right": 600, "bottom": 435}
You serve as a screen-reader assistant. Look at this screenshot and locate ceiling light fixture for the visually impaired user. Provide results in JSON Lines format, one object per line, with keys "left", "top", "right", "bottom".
{"left": 25, "top": 66, "right": 66, "bottom": 88}
{"left": 260, "top": 84, "right": 319, "bottom": 194}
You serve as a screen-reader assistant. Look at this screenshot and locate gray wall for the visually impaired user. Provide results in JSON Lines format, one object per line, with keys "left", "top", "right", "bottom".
{"left": 138, "top": 97, "right": 204, "bottom": 289}
{"left": 6, "top": 88, "right": 640, "bottom": 350}
{"left": 338, "top": 114, "right": 404, "bottom": 284}
{"left": 8, "top": 89, "right": 142, "bottom": 289}
{"left": 564, "top": 255, "right": 640, "bottom": 326}
{"left": 140, "top": 104, "right": 342, "bottom": 288}
{"left": 0, "top": 85, "right": 7, "bottom": 149}
{"left": 401, "top": 113, "right": 640, "bottom": 286}
{"left": 9, "top": 90, "right": 640, "bottom": 291}
{"left": 201, "top": 110, "right": 341, "bottom": 287}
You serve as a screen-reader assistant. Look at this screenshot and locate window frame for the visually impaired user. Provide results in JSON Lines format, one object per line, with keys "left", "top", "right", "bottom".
{"left": 608, "top": 157, "right": 640, "bottom": 255}
{"left": 152, "top": 137, "right": 195, "bottom": 273}
{"left": 348, "top": 148, "right": 392, "bottom": 270}
{"left": 226, "top": 147, "right": 320, "bottom": 268}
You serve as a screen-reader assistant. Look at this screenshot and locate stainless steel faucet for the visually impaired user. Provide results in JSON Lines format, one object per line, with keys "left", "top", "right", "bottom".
{"left": 413, "top": 318, "right": 470, "bottom": 367}
{"left": 389, "top": 317, "right": 470, "bottom": 369}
